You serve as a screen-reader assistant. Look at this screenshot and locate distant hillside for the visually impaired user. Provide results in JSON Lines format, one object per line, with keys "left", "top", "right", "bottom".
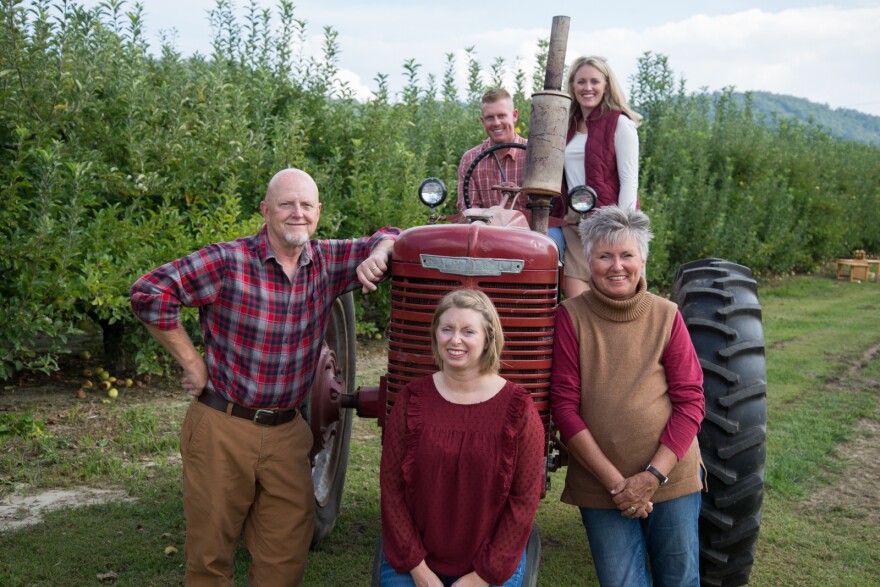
{"left": 718, "top": 91, "right": 880, "bottom": 145}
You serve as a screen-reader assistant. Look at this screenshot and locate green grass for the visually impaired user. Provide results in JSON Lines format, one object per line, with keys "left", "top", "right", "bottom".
{"left": 2, "top": 274, "right": 880, "bottom": 585}
{"left": 751, "top": 276, "right": 880, "bottom": 586}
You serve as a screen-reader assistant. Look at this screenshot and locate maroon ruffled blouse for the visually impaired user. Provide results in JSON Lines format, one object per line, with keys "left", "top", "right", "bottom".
{"left": 380, "top": 376, "right": 544, "bottom": 585}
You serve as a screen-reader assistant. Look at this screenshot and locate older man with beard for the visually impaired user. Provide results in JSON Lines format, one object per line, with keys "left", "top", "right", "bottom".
{"left": 131, "top": 168, "right": 398, "bottom": 585}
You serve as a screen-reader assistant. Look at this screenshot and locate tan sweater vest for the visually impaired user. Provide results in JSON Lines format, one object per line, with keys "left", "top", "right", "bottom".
{"left": 560, "top": 280, "right": 703, "bottom": 508}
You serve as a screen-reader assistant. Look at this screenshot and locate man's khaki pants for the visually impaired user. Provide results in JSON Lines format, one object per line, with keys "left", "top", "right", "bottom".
{"left": 179, "top": 399, "right": 315, "bottom": 586}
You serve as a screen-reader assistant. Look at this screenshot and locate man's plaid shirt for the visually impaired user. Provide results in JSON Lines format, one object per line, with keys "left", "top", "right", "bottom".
{"left": 456, "top": 134, "right": 528, "bottom": 211}
{"left": 130, "top": 225, "right": 398, "bottom": 409}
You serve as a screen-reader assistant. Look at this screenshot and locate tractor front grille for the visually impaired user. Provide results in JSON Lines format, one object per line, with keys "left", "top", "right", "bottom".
{"left": 386, "top": 273, "right": 558, "bottom": 431}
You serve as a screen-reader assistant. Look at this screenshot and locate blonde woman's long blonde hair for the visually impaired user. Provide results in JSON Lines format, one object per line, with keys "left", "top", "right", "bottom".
{"left": 567, "top": 56, "right": 642, "bottom": 126}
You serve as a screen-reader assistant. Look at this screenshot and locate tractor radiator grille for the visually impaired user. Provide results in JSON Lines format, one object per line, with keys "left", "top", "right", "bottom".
{"left": 386, "top": 274, "right": 557, "bottom": 430}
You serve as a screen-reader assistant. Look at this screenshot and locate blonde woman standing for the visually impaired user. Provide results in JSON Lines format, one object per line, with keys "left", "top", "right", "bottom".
{"left": 556, "top": 56, "right": 642, "bottom": 298}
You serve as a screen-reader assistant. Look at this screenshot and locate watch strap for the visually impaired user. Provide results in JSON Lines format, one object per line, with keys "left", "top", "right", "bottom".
{"left": 645, "top": 464, "right": 669, "bottom": 486}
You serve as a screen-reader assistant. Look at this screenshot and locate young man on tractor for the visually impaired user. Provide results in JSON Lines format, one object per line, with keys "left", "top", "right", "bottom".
{"left": 457, "top": 88, "right": 528, "bottom": 212}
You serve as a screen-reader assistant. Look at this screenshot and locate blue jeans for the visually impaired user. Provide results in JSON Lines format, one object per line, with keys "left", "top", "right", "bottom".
{"left": 579, "top": 491, "right": 701, "bottom": 587}
{"left": 548, "top": 227, "right": 566, "bottom": 261}
{"left": 379, "top": 548, "right": 527, "bottom": 587}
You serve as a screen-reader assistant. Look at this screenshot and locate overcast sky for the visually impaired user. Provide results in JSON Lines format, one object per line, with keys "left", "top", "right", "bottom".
{"left": 65, "top": 1, "right": 880, "bottom": 116}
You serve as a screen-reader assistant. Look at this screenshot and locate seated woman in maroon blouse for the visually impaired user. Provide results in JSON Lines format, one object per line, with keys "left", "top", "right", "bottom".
{"left": 379, "top": 289, "right": 545, "bottom": 587}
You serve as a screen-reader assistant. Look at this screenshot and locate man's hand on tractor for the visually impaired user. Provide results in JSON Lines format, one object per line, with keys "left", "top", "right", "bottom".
{"left": 356, "top": 238, "right": 394, "bottom": 293}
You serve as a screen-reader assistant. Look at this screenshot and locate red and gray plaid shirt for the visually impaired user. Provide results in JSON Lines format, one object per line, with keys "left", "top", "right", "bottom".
{"left": 456, "top": 134, "right": 528, "bottom": 211}
{"left": 130, "top": 225, "right": 398, "bottom": 409}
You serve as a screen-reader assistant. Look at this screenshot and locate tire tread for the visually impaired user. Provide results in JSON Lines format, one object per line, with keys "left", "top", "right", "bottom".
{"left": 672, "top": 259, "right": 766, "bottom": 586}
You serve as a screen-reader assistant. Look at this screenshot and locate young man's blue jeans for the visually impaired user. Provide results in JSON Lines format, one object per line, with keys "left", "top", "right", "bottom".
{"left": 548, "top": 226, "right": 566, "bottom": 262}
{"left": 579, "top": 491, "right": 701, "bottom": 587}
{"left": 379, "top": 548, "right": 527, "bottom": 587}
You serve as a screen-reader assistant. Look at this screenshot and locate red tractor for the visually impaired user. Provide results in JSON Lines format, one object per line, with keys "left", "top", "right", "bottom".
{"left": 304, "top": 15, "right": 767, "bottom": 587}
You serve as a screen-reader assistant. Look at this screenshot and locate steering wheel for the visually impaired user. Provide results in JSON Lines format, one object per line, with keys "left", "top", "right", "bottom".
{"left": 462, "top": 142, "right": 527, "bottom": 209}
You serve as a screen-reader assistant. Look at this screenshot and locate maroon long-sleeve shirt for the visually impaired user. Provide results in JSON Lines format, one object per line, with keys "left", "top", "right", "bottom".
{"left": 380, "top": 376, "right": 544, "bottom": 585}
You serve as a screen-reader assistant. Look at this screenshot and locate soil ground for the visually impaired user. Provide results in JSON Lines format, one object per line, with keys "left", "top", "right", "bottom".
{"left": 0, "top": 337, "right": 390, "bottom": 532}
{"left": 802, "top": 418, "right": 880, "bottom": 525}
{"left": 801, "top": 343, "right": 880, "bottom": 526}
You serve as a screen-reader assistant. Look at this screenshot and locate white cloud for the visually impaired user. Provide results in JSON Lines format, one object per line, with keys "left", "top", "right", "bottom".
{"left": 334, "top": 5, "right": 880, "bottom": 115}
{"left": 61, "top": 1, "right": 880, "bottom": 116}
{"left": 624, "top": 6, "right": 880, "bottom": 113}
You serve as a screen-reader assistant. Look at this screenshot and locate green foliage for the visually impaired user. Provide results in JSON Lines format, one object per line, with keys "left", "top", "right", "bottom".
{"left": 726, "top": 90, "right": 880, "bottom": 145}
{"left": 0, "top": 411, "right": 45, "bottom": 438}
{"left": 631, "top": 51, "right": 880, "bottom": 285}
{"left": 1, "top": 4, "right": 878, "bottom": 379}
{"left": 531, "top": 38, "right": 549, "bottom": 94}
{"left": 0, "top": 0, "right": 471, "bottom": 377}
{"left": 464, "top": 46, "right": 484, "bottom": 105}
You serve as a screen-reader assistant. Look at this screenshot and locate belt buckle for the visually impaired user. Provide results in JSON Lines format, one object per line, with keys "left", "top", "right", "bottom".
{"left": 253, "top": 409, "right": 275, "bottom": 426}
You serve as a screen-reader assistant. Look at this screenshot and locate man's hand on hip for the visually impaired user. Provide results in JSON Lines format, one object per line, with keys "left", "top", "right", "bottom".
{"left": 144, "top": 324, "right": 209, "bottom": 396}
{"left": 182, "top": 359, "right": 209, "bottom": 397}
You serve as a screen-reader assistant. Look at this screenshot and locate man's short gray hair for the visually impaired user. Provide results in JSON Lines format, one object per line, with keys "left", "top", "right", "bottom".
{"left": 578, "top": 206, "right": 653, "bottom": 261}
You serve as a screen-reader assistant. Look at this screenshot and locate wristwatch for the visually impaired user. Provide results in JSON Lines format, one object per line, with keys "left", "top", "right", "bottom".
{"left": 645, "top": 464, "right": 669, "bottom": 486}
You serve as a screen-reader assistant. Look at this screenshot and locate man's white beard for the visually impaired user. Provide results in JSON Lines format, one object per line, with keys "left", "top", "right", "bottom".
{"left": 284, "top": 232, "right": 309, "bottom": 247}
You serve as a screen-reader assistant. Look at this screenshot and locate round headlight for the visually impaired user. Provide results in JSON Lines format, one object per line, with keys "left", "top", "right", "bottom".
{"left": 568, "top": 185, "right": 597, "bottom": 214}
{"left": 418, "top": 178, "right": 448, "bottom": 207}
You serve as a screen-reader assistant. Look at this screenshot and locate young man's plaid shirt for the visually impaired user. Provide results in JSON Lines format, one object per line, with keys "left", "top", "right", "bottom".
{"left": 456, "top": 134, "right": 528, "bottom": 211}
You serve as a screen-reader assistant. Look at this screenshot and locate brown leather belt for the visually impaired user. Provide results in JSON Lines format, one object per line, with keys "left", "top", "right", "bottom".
{"left": 197, "top": 392, "right": 298, "bottom": 426}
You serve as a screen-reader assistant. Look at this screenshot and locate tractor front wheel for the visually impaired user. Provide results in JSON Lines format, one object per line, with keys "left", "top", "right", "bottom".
{"left": 302, "top": 292, "right": 356, "bottom": 548}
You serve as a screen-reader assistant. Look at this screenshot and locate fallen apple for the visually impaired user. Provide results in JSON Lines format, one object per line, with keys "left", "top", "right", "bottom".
{"left": 108, "top": 388, "right": 118, "bottom": 398}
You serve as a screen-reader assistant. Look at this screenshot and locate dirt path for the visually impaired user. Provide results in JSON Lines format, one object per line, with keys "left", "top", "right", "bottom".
{"left": 0, "top": 488, "right": 136, "bottom": 531}
{"left": 802, "top": 419, "right": 880, "bottom": 524}
{"left": 801, "top": 343, "right": 880, "bottom": 524}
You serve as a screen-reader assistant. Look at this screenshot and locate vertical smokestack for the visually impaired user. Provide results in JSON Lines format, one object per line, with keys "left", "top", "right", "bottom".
{"left": 523, "top": 16, "right": 572, "bottom": 235}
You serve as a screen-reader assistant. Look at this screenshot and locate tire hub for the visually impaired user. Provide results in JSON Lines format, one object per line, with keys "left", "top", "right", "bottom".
{"left": 309, "top": 342, "right": 344, "bottom": 460}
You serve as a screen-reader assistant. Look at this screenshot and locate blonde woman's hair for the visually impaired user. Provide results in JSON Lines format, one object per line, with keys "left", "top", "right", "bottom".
{"left": 430, "top": 289, "right": 504, "bottom": 375}
{"left": 567, "top": 56, "right": 642, "bottom": 126}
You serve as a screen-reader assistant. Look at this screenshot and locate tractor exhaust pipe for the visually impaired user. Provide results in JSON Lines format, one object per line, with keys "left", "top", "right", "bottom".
{"left": 523, "top": 15, "right": 572, "bottom": 235}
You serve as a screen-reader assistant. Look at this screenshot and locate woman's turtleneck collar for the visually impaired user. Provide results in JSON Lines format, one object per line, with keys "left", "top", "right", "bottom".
{"left": 580, "top": 276, "right": 652, "bottom": 322}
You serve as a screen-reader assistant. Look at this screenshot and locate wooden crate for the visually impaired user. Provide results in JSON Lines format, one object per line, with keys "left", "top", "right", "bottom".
{"left": 836, "top": 259, "right": 870, "bottom": 282}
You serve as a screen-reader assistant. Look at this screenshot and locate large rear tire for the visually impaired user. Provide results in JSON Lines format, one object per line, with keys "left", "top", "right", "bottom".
{"left": 672, "top": 259, "right": 767, "bottom": 587}
{"left": 303, "top": 292, "right": 356, "bottom": 548}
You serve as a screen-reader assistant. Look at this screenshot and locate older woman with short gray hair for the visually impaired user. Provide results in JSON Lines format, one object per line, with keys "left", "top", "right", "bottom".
{"left": 550, "top": 205, "right": 706, "bottom": 586}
